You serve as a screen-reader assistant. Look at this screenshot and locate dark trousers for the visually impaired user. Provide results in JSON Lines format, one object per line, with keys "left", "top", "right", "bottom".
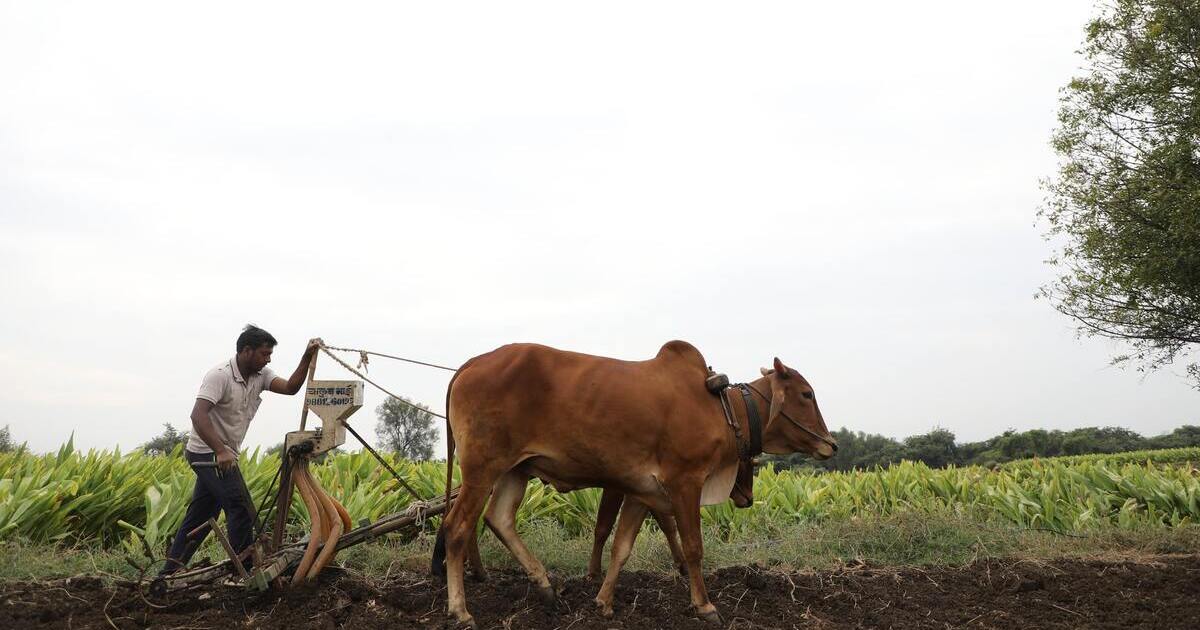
{"left": 161, "top": 450, "right": 256, "bottom": 575}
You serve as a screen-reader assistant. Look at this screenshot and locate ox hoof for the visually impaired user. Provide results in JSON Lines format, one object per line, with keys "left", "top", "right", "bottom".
{"left": 447, "top": 612, "right": 476, "bottom": 629}
{"left": 697, "top": 608, "right": 722, "bottom": 625}
{"left": 468, "top": 568, "right": 489, "bottom": 583}
{"left": 594, "top": 598, "right": 614, "bottom": 618}
{"left": 535, "top": 584, "right": 559, "bottom": 608}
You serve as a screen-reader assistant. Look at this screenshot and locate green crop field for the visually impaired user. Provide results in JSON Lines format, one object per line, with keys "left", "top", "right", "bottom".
{"left": 4, "top": 441, "right": 1200, "bottom": 562}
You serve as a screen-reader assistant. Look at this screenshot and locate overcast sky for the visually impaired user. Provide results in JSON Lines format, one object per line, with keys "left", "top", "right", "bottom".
{"left": 2, "top": 1, "right": 1196, "bottom": 456}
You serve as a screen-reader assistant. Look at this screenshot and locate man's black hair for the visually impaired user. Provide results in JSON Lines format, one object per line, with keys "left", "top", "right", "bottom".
{"left": 236, "top": 325, "right": 278, "bottom": 352}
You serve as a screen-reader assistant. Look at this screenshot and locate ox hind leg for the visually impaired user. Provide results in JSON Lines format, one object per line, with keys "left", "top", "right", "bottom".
{"left": 433, "top": 503, "right": 487, "bottom": 582}
{"left": 484, "top": 470, "right": 557, "bottom": 606}
{"left": 587, "top": 489, "right": 625, "bottom": 579}
{"left": 444, "top": 481, "right": 494, "bottom": 627}
{"left": 593, "top": 497, "right": 649, "bottom": 617}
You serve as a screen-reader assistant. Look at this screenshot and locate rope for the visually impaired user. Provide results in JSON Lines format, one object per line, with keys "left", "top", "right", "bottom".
{"left": 312, "top": 342, "right": 450, "bottom": 502}
{"left": 317, "top": 345, "right": 449, "bottom": 420}
{"left": 323, "top": 345, "right": 458, "bottom": 372}
{"left": 341, "top": 420, "right": 425, "bottom": 502}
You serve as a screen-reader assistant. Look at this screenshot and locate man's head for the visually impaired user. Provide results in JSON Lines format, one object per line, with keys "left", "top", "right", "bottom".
{"left": 236, "top": 324, "right": 277, "bottom": 373}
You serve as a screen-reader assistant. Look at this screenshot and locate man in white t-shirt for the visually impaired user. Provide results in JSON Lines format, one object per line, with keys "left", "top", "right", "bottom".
{"left": 161, "top": 325, "right": 321, "bottom": 575}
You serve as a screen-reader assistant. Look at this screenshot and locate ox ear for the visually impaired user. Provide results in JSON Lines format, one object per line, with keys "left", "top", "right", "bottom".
{"left": 773, "top": 357, "right": 790, "bottom": 378}
{"left": 768, "top": 369, "right": 787, "bottom": 427}
{"left": 760, "top": 367, "right": 771, "bottom": 376}
{"left": 768, "top": 378, "right": 785, "bottom": 428}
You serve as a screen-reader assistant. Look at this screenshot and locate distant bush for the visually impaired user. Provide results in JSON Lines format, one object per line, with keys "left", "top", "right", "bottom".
{"left": 772, "top": 425, "right": 1200, "bottom": 471}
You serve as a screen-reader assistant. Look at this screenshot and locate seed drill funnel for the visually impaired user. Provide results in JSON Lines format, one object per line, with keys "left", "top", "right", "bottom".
{"left": 285, "top": 380, "right": 363, "bottom": 455}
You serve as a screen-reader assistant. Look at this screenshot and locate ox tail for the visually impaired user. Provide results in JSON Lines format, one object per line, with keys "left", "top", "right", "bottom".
{"left": 431, "top": 363, "right": 465, "bottom": 578}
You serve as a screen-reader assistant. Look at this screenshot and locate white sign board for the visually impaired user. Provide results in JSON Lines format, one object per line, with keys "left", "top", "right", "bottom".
{"left": 306, "top": 381, "right": 363, "bottom": 422}
{"left": 304, "top": 380, "right": 363, "bottom": 452}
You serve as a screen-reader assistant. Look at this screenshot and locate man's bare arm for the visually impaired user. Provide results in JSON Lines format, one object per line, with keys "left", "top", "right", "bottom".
{"left": 269, "top": 338, "right": 323, "bottom": 395}
{"left": 190, "top": 399, "right": 237, "bottom": 470}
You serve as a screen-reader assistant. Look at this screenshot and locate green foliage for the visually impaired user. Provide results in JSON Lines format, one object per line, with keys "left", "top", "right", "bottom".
{"left": 1004, "top": 446, "right": 1200, "bottom": 468}
{"left": 902, "top": 427, "right": 958, "bottom": 468}
{"left": 5, "top": 443, "right": 1200, "bottom": 549}
{"left": 1041, "top": 0, "right": 1200, "bottom": 384}
{"left": 139, "top": 423, "right": 189, "bottom": 456}
{"left": 779, "top": 425, "right": 1200, "bottom": 471}
{"left": 9, "top": 512, "right": 1200, "bottom": 582}
{"left": 375, "top": 396, "right": 438, "bottom": 461}
{"left": 1150, "top": 425, "right": 1200, "bottom": 449}
{"left": 791, "top": 427, "right": 906, "bottom": 471}
{"left": 6, "top": 512, "right": 1010, "bottom": 580}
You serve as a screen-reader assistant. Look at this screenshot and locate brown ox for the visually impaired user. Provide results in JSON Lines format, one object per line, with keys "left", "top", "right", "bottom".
{"left": 432, "top": 341, "right": 835, "bottom": 626}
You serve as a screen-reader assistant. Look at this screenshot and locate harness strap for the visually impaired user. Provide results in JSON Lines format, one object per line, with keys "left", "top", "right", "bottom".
{"left": 715, "top": 379, "right": 763, "bottom": 462}
{"left": 736, "top": 384, "right": 763, "bottom": 459}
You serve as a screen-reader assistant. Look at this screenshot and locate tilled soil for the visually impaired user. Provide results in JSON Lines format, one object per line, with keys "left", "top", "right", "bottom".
{"left": 3, "top": 555, "right": 1198, "bottom": 629}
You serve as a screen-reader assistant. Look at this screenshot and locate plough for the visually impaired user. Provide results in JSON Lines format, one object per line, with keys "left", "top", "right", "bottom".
{"left": 150, "top": 343, "right": 453, "bottom": 597}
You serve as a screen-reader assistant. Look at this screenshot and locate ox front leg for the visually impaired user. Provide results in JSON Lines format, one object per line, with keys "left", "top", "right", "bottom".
{"left": 588, "top": 489, "right": 625, "bottom": 580}
{"left": 466, "top": 529, "right": 487, "bottom": 582}
{"left": 647, "top": 508, "right": 687, "bottom": 578}
{"left": 484, "top": 471, "right": 557, "bottom": 607}
{"left": 445, "top": 483, "right": 491, "bottom": 628}
{"left": 594, "top": 497, "right": 648, "bottom": 617}
{"left": 670, "top": 483, "right": 720, "bottom": 624}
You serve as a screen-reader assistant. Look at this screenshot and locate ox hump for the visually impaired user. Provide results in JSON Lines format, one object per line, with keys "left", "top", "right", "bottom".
{"left": 656, "top": 340, "right": 708, "bottom": 369}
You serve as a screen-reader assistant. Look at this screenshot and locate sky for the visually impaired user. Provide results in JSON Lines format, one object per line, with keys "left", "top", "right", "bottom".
{"left": 2, "top": 1, "right": 1196, "bottom": 456}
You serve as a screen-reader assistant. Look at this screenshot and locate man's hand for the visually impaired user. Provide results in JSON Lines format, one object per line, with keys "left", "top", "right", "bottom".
{"left": 216, "top": 447, "right": 238, "bottom": 473}
{"left": 272, "top": 337, "right": 326, "bottom": 395}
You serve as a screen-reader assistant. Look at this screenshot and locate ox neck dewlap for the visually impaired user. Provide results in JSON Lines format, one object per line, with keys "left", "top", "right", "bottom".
{"left": 713, "top": 377, "right": 763, "bottom": 462}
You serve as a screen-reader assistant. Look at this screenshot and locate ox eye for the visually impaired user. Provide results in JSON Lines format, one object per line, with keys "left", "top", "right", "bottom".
{"left": 802, "top": 392, "right": 814, "bottom": 400}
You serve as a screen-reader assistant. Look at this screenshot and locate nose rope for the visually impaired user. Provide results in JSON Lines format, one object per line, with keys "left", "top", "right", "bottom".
{"left": 743, "top": 383, "right": 837, "bottom": 449}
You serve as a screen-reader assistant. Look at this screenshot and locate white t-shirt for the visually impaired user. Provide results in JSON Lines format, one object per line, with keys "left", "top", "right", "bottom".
{"left": 185, "top": 357, "right": 277, "bottom": 455}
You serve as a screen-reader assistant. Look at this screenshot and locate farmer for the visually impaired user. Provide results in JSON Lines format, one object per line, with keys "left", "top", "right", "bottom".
{"left": 159, "top": 325, "right": 321, "bottom": 576}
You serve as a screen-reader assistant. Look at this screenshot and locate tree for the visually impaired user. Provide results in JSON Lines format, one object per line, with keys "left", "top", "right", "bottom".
{"left": 902, "top": 428, "right": 959, "bottom": 468}
{"left": 141, "top": 423, "right": 189, "bottom": 456}
{"left": 822, "top": 428, "right": 906, "bottom": 471}
{"left": 994, "top": 429, "right": 1066, "bottom": 460}
{"left": 1041, "top": 1, "right": 1200, "bottom": 386}
{"left": 375, "top": 396, "right": 438, "bottom": 461}
{"left": 1148, "top": 424, "right": 1200, "bottom": 448}
{"left": 771, "top": 427, "right": 906, "bottom": 472}
{"left": 1061, "top": 426, "right": 1146, "bottom": 455}
{"left": 0, "top": 424, "right": 14, "bottom": 452}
